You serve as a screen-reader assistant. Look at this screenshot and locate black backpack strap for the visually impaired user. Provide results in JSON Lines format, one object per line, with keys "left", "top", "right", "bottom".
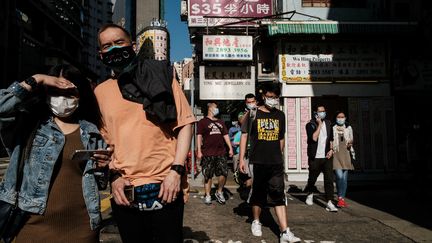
{"left": 244, "top": 109, "right": 257, "bottom": 159}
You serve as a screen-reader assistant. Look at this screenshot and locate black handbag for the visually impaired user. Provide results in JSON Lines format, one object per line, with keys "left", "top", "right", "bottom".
{"left": 0, "top": 201, "right": 28, "bottom": 243}
{"left": 0, "top": 133, "right": 30, "bottom": 242}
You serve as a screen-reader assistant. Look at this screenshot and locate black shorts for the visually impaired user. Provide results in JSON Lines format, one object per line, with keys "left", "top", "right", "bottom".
{"left": 201, "top": 155, "right": 228, "bottom": 181}
{"left": 249, "top": 163, "right": 286, "bottom": 207}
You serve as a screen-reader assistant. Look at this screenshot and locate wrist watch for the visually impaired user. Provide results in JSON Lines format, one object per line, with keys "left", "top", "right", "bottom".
{"left": 171, "top": 164, "right": 185, "bottom": 175}
{"left": 24, "top": 76, "right": 38, "bottom": 90}
{"left": 109, "top": 169, "right": 122, "bottom": 182}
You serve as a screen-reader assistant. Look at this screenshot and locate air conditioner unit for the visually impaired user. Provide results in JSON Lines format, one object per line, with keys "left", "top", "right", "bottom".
{"left": 180, "top": 1, "right": 188, "bottom": 16}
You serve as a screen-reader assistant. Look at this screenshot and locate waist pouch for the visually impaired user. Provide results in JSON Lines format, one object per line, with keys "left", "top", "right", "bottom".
{"left": 133, "top": 183, "right": 163, "bottom": 211}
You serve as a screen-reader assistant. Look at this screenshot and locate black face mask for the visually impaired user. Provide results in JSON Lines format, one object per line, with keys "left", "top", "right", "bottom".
{"left": 101, "top": 45, "right": 136, "bottom": 72}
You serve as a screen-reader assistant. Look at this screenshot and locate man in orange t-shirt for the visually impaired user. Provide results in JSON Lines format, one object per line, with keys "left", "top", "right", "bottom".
{"left": 95, "top": 23, "right": 195, "bottom": 243}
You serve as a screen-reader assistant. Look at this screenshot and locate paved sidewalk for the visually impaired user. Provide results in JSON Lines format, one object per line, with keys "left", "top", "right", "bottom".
{"left": 100, "top": 172, "right": 432, "bottom": 242}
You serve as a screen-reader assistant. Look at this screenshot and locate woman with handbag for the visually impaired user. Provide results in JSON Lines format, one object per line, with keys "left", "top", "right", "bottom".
{"left": 332, "top": 111, "right": 355, "bottom": 208}
{"left": 0, "top": 64, "right": 111, "bottom": 242}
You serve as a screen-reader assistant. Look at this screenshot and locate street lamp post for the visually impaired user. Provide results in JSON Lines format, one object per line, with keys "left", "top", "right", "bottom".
{"left": 190, "top": 73, "right": 196, "bottom": 181}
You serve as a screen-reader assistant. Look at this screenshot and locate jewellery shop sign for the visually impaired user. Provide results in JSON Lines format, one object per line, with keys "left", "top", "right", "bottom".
{"left": 199, "top": 66, "right": 255, "bottom": 100}
{"left": 279, "top": 42, "right": 387, "bottom": 82}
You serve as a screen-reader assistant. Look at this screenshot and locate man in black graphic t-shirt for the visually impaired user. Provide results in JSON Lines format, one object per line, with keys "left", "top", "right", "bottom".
{"left": 239, "top": 83, "right": 300, "bottom": 243}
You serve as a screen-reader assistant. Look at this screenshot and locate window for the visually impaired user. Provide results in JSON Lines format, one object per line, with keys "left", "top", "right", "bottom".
{"left": 302, "top": 0, "right": 366, "bottom": 8}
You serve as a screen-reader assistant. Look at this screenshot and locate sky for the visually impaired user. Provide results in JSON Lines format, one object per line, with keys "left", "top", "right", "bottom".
{"left": 165, "top": 2, "right": 192, "bottom": 62}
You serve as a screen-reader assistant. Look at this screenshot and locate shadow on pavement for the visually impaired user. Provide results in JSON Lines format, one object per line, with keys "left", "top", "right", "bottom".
{"left": 183, "top": 226, "right": 211, "bottom": 242}
{"left": 232, "top": 201, "right": 281, "bottom": 237}
{"left": 287, "top": 180, "right": 432, "bottom": 230}
{"left": 287, "top": 184, "right": 329, "bottom": 209}
{"left": 347, "top": 180, "right": 432, "bottom": 230}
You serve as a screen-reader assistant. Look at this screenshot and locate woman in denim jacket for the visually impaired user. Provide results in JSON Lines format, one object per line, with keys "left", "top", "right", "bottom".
{"left": 0, "top": 64, "right": 111, "bottom": 242}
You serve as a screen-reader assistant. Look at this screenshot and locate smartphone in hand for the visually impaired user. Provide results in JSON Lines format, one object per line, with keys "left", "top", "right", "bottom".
{"left": 124, "top": 185, "right": 134, "bottom": 203}
{"left": 71, "top": 149, "right": 110, "bottom": 161}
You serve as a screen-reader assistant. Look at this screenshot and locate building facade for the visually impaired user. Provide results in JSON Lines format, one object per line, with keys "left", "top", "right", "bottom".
{"left": 112, "top": 0, "right": 163, "bottom": 38}
{"left": 184, "top": 0, "right": 431, "bottom": 180}
{"left": 82, "top": 0, "right": 113, "bottom": 82}
{"left": 0, "top": 0, "right": 115, "bottom": 86}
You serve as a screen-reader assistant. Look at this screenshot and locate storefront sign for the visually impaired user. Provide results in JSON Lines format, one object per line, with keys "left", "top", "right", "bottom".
{"left": 199, "top": 66, "right": 255, "bottom": 100}
{"left": 188, "top": 0, "right": 273, "bottom": 27}
{"left": 279, "top": 43, "right": 387, "bottom": 82}
{"left": 203, "top": 35, "right": 253, "bottom": 61}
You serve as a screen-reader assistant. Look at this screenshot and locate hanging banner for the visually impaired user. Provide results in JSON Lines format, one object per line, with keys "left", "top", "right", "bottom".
{"left": 199, "top": 66, "right": 255, "bottom": 100}
{"left": 203, "top": 35, "right": 253, "bottom": 61}
{"left": 188, "top": 0, "right": 273, "bottom": 27}
{"left": 279, "top": 42, "right": 387, "bottom": 82}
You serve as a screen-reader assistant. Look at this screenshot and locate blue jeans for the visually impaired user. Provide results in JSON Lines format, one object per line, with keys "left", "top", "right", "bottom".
{"left": 334, "top": 169, "right": 348, "bottom": 198}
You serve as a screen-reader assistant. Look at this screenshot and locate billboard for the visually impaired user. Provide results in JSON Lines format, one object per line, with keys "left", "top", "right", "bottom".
{"left": 188, "top": 0, "right": 273, "bottom": 27}
{"left": 203, "top": 35, "right": 253, "bottom": 61}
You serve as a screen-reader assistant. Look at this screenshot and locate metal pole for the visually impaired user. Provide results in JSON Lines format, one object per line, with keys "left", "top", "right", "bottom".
{"left": 190, "top": 74, "right": 196, "bottom": 181}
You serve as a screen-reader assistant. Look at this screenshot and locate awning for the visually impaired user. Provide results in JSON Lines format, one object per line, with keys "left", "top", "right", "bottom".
{"left": 268, "top": 21, "right": 417, "bottom": 35}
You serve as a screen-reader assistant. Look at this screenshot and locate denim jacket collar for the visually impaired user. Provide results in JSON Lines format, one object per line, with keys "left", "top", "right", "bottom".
{"left": 43, "top": 117, "right": 99, "bottom": 135}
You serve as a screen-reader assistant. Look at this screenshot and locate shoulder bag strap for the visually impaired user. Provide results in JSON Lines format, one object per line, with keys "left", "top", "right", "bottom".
{"left": 244, "top": 109, "right": 257, "bottom": 158}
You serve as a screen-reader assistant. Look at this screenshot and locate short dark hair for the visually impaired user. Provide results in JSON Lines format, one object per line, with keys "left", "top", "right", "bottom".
{"left": 97, "top": 23, "right": 132, "bottom": 47}
{"left": 245, "top": 93, "right": 255, "bottom": 100}
{"left": 261, "top": 82, "right": 281, "bottom": 97}
{"left": 314, "top": 104, "right": 325, "bottom": 112}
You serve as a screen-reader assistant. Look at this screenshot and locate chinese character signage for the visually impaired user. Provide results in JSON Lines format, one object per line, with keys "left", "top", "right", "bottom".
{"left": 199, "top": 66, "right": 255, "bottom": 100}
{"left": 279, "top": 43, "right": 387, "bottom": 82}
{"left": 203, "top": 35, "right": 253, "bottom": 61}
{"left": 188, "top": 0, "right": 273, "bottom": 27}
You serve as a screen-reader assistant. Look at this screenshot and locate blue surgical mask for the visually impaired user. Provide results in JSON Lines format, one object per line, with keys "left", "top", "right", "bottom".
{"left": 317, "top": 111, "right": 326, "bottom": 119}
{"left": 336, "top": 118, "right": 346, "bottom": 126}
{"left": 212, "top": 108, "right": 219, "bottom": 116}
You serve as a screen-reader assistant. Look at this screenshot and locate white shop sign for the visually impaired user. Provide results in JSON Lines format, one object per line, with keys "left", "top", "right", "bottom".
{"left": 199, "top": 66, "right": 255, "bottom": 100}
{"left": 203, "top": 35, "right": 253, "bottom": 61}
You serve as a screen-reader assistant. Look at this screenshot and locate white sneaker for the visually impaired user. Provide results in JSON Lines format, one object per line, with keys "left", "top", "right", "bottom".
{"left": 305, "top": 193, "right": 313, "bottom": 205}
{"left": 215, "top": 191, "right": 226, "bottom": 204}
{"left": 251, "top": 220, "right": 262, "bottom": 237}
{"left": 280, "top": 228, "right": 301, "bottom": 243}
{"left": 204, "top": 195, "right": 212, "bottom": 205}
{"left": 326, "top": 200, "right": 338, "bottom": 212}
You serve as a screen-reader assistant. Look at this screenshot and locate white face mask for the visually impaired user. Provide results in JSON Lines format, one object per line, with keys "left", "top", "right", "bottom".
{"left": 246, "top": 103, "right": 257, "bottom": 110}
{"left": 48, "top": 96, "right": 79, "bottom": 118}
{"left": 264, "top": 97, "right": 279, "bottom": 109}
{"left": 212, "top": 108, "right": 219, "bottom": 116}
